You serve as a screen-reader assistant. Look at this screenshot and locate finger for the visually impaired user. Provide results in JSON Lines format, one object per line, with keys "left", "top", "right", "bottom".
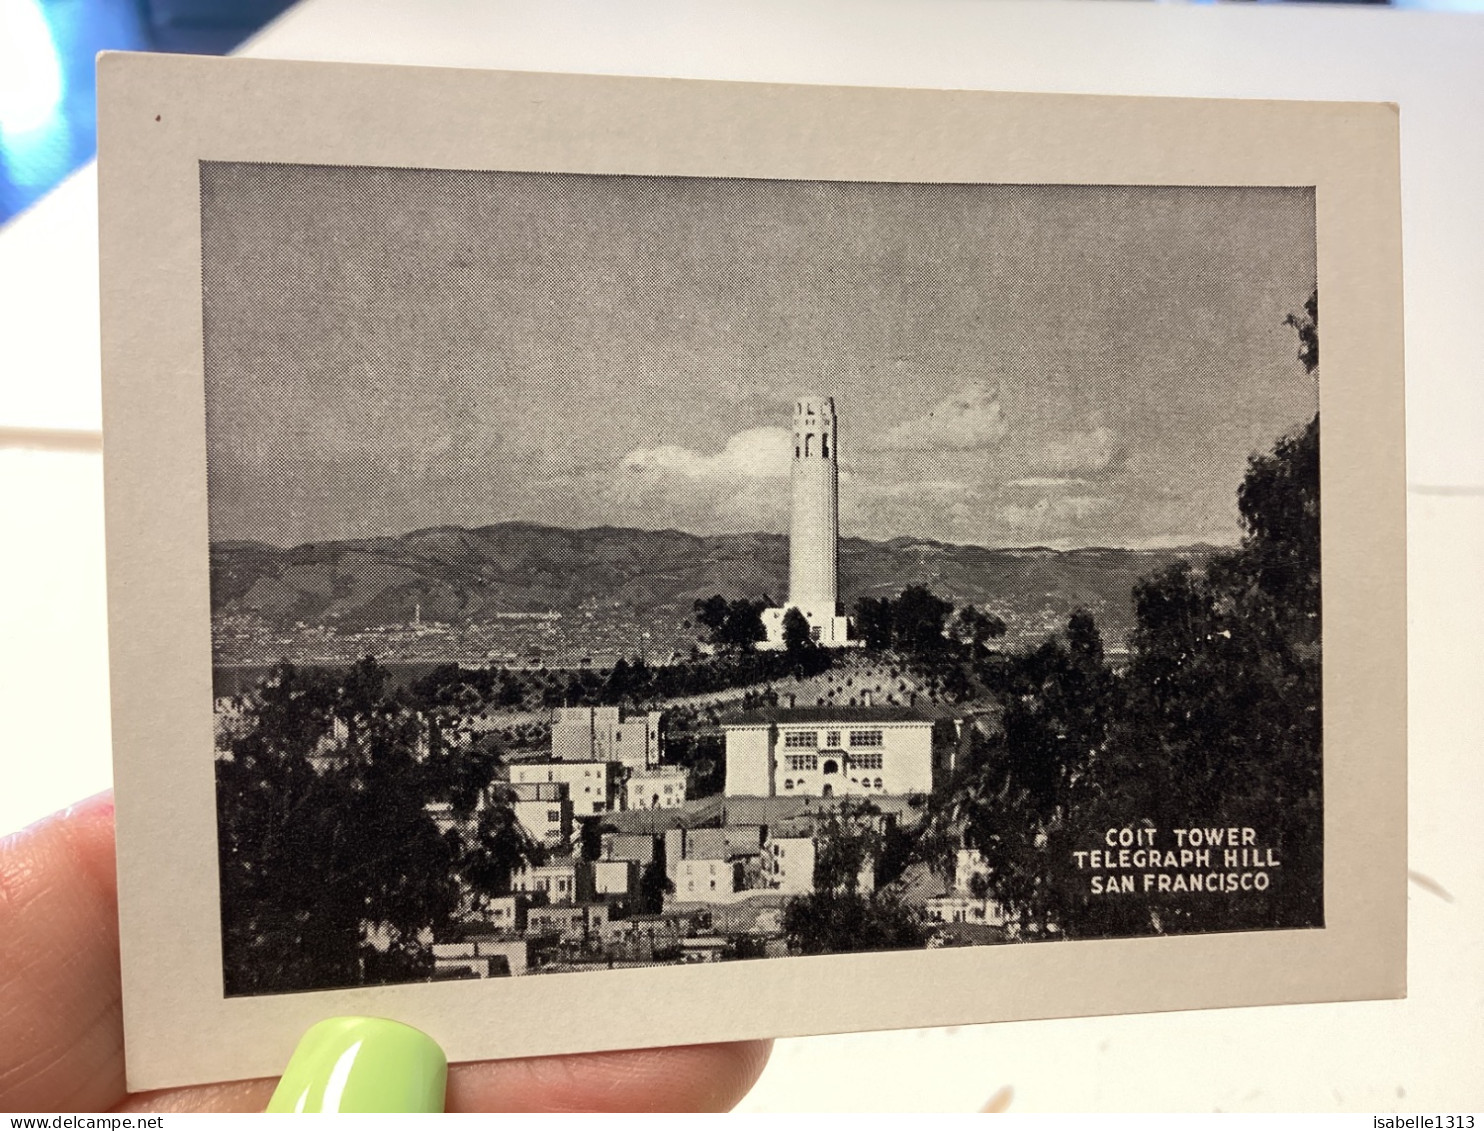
{"left": 979, "top": 1085, "right": 1014, "bottom": 1112}
{"left": 0, "top": 793, "right": 126, "bottom": 1111}
{"left": 0, "top": 796, "right": 274, "bottom": 1114}
{"left": 443, "top": 1040, "right": 773, "bottom": 1112}
{"left": 0, "top": 797, "right": 769, "bottom": 1113}
{"left": 121, "top": 1041, "right": 771, "bottom": 1112}
{"left": 115, "top": 1078, "right": 275, "bottom": 1113}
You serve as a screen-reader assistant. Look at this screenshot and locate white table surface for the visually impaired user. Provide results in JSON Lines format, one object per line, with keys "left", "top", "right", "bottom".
{"left": 1, "top": 0, "right": 1480, "bottom": 1111}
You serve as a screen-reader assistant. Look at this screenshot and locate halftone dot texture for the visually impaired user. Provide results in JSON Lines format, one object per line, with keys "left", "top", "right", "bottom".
{"left": 201, "top": 166, "right": 1325, "bottom": 998}
{"left": 199, "top": 165, "right": 1316, "bottom": 554}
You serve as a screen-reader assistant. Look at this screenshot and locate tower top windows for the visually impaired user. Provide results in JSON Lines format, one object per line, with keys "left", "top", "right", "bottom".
{"left": 793, "top": 395, "right": 835, "bottom": 420}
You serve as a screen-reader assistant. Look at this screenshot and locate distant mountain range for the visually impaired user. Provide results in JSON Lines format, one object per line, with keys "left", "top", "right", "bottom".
{"left": 210, "top": 522, "right": 1217, "bottom": 654}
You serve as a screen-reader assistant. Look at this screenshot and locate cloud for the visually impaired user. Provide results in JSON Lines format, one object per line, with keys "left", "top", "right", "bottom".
{"left": 1036, "top": 425, "right": 1122, "bottom": 477}
{"left": 620, "top": 427, "right": 791, "bottom": 480}
{"left": 999, "top": 494, "right": 1113, "bottom": 534}
{"left": 600, "top": 426, "right": 793, "bottom": 533}
{"left": 865, "top": 478, "right": 974, "bottom": 500}
{"left": 878, "top": 382, "right": 1009, "bottom": 452}
{"left": 1008, "top": 476, "right": 1090, "bottom": 489}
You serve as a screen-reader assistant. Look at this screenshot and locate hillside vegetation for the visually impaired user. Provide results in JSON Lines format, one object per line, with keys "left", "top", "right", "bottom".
{"left": 211, "top": 523, "right": 1209, "bottom": 654}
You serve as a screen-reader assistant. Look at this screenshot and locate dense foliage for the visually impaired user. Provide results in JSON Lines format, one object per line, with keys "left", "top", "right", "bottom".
{"left": 693, "top": 594, "right": 768, "bottom": 652}
{"left": 406, "top": 643, "right": 834, "bottom": 718}
{"left": 781, "top": 606, "right": 814, "bottom": 658}
{"left": 779, "top": 799, "right": 930, "bottom": 954}
{"left": 809, "top": 798, "right": 886, "bottom": 894}
{"left": 937, "top": 410, "right": 1322, "bottom": 938}
{"left": 854, "top": 586, "right": 1003, "bottom": 662}
{"left": 919, "top": 292, "right": 1324, "bottom": 939}
{"left": 216, "top": 657, "right": 540, "bottom": 994}
{"left": 781, "top": 890, "right": 928, "bottom": 955}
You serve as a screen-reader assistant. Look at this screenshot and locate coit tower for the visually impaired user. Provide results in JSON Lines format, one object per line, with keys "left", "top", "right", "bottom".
{"left": 763, "top": 395, "right": 852, "bottom": 647}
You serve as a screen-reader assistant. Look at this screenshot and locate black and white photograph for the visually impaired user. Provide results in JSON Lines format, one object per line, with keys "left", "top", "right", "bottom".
{"left": 201, "top": 165, "right": 1322, "bottom": 995}
{"left": 97, "top": 55, "right": 1406, "bottom": 1087}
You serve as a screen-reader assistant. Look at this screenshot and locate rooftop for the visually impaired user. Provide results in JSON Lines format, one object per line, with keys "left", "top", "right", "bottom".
{"left": 720, "top": 794, "right": 923, "bottom": 825}
{"left": 509, "top": 781, "right": 568, "bottom": 801}
{"left": 933, "top": 922, "right": 1009, "bottom": 946}
{"left": 719, "top": 704, "right": 934, "bottom": 727}
{"left": 511, "top": 759, "right": 615, "bottom": 769}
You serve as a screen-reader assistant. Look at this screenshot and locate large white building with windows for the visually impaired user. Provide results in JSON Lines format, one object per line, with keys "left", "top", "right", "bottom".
{"left": 720, "top": 705, "right": 935, "bottom": 798}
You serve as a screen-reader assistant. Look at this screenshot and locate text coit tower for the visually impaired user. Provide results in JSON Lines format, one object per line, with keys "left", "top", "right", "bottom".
{"left": 762, "top": 396, "right": 853, "bottom": 648}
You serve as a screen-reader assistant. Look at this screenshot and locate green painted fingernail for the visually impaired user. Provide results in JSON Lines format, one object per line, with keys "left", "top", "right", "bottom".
{"left": 266, "top": 1016, "right": 447, "bottom": 1113}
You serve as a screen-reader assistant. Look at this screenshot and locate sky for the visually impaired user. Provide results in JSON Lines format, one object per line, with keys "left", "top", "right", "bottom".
{"left": 200, "top": 164, "right": 1316, "bottom": 551}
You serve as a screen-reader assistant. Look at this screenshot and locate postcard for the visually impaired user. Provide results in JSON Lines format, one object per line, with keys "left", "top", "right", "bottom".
{"left": 97, "top": 53, "right": 1406, "bottom": 1090}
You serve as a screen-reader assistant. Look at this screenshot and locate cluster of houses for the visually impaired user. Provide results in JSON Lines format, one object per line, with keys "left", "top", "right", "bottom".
{"left": 428, "top": 700, "right": 1008, "bottom": 979}
{"left": 216, "top": 682, "right": 1008, "bottom": 975}
{"left": 504, "top": 705, "right": 685, "bottom": 846}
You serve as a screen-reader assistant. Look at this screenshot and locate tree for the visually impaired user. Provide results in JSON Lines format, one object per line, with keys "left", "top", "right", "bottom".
{"left": 664, "top": 730, "right": 726, "bottom": 797}
{"left": 497, "top": 670, "right": 525, "bottom": 708}
{"left": 958, "top": 413, "right": 1323, "bottom": 940}
{"left": 1066, "top": 608, "right": 1103, "bottom": 667}
{"left": 927, "top": 291, "right": 1326, "bottom": 940}
{"left": 577, "top": 816, "right": 603, "bottom": 861}
{"left": 603, "top": 657, "right": 637, "bottom": 705}
{"left": 853, "top": 597, "right": 895, "bottom": 651}
{"left": 781, "top": 606, "right": 815, "bottom": 660}
{"left": 890, "top": 585, "right": 955, "bottom": 657}
{"left": 693, "top": 594, "right": 767, "bottom": 652}
{"left": 952, "top": 605, "right": 1007, "bottom": 652}
{"left": 938, "top": 613, "right": 1119, "bottom": 936}
{"left": 446, "top": 793, "right": 543, "bottom": 912}
{"left": 692, "top": 595, "right": 730, "bottom": 645}
{"left": 639, "top": 857, "right": 673, "bottom": 914}
{"left": 1284, "top": 289, "right": 1319, "bottom": 377}
{"left": 1101, "top": 289, "right": 1320, "bottom": 934}
{"left": 719, "top": 598, "right": 767, "bottom": 652}
{"left": 1091, "top": 413, "right": 1322, "bottom": 934}
{"left": 1234, "top": 415, "right": 1320, "bottom": 624}
{"left": 217, "top": 665, "right": 361, "bottom": 994}
{"left": 811, "top": 799, "right": 885, "bottom": 894}
{"left": 781, "top": 889, "right": 927, "bottom": 955}
{"left": 216, "top": 658, "right": 541, "bottom": 995}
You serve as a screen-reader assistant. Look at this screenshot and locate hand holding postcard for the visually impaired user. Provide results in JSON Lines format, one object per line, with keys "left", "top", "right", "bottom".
{"left": 97, "top": 54, "right": 1406, "bottom": 1091}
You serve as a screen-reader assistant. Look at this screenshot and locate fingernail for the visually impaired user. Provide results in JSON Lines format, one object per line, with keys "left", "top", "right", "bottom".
{"left": 266, "top": 1017, "right": 447, "bottom": 1113}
